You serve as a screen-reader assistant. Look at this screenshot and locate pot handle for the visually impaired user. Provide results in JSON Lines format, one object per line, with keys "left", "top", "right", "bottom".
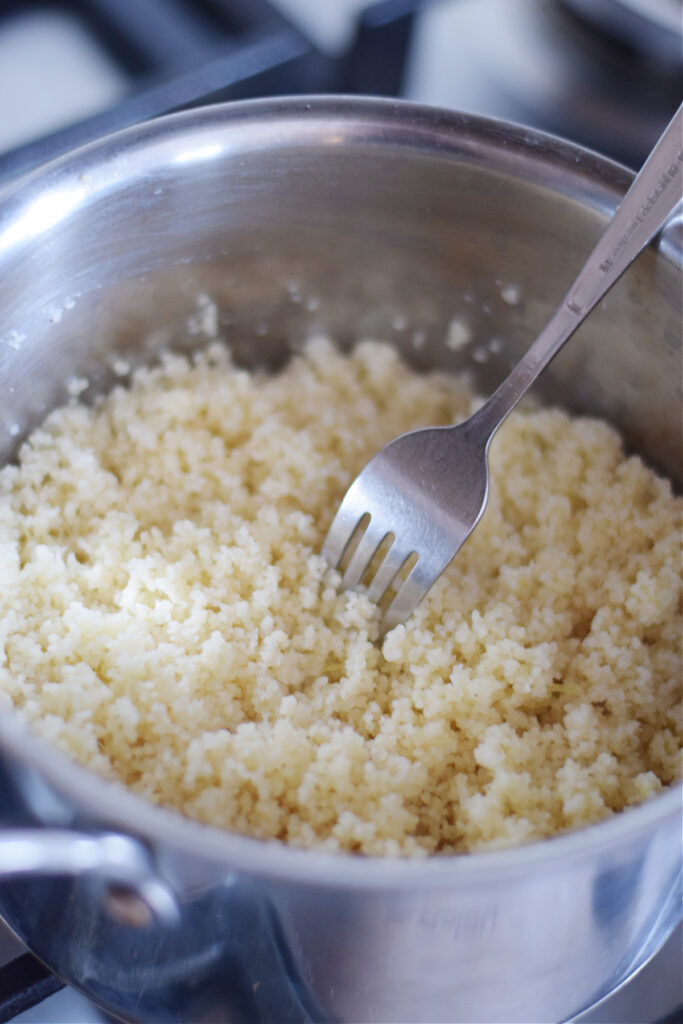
{"left": 0, "top": 828, "right": 179, "bottom": 925}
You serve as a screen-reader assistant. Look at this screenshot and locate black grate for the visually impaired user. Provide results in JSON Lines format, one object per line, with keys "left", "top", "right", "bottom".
{"left": 0, "top": 0, "right": 318, "bottom": 182}
{"left": 0, "top": 954, "right": 63, "bottom": 1024}
{"left": 0, "top": 0, "right": 424, "bottom": 185}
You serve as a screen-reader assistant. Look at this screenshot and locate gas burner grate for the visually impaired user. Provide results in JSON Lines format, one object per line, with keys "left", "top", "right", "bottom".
{"left": 0, "top": 954, "right": 62, "bottom": 1024}
{"left": 0, "top": 0, "right": 321, "bottom": 182}
{"left": 0, "top": 0, "right": 421, "bottom": 185}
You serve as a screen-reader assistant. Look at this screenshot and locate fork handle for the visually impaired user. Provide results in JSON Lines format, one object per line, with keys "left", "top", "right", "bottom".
{"left": 470, "top": 104, "right": 683, "bottom": 441}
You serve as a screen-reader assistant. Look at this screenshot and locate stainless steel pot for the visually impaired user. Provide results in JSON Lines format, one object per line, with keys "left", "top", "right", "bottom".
{"left": 0, "top": 96, "right": 680, "bottom": 1024}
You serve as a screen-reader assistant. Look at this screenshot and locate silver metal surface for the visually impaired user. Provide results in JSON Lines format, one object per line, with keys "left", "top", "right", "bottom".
{"left": 0, "top": 97, "right": 681, "bottom": 1024}
{"left": 323, "top": 105, "right": 683, "bottom": 627}
{"left": 0, "top": 830, "right": 178, "bottom": 925}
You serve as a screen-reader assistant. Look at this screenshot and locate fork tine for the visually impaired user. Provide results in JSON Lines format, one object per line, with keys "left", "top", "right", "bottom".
{"left": 383, "top": 566, "right": 430, "bottom": 631}
{"left": 365, "top": 541, "right": 409, "bottom": 603}
{"left": 321, "top": 506, "right": 362, "bottom": 569}
{"left": 342, "top": 519, "right": 388, "bottom": 589}
{"left": 320, "top": 476, "right": 371, "bottom": 568}
{"left": 321, "top": 518, "right": 353, "bottom": 568}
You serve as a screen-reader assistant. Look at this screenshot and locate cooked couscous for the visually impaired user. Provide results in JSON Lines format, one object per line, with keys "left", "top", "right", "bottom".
{"left": 0, "top": 338, "right": 680, "bottom": 855}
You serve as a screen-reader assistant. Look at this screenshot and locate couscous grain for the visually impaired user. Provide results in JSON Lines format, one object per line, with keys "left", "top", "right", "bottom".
{"left": 0, "top": 338, "right": 680, "bottom": 855}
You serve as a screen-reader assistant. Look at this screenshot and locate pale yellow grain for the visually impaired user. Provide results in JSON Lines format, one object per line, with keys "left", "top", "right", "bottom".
{"left": 0, "top": 338, "right": 680, "bottom": 855}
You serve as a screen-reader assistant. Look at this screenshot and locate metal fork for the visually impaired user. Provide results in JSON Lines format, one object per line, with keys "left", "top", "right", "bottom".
{"left": 322, "top": 105, "right": 683, "bottom": 630}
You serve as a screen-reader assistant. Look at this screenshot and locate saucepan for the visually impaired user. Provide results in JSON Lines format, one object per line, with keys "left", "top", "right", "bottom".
{"left": 0, "top": 97, "right": 680, "bottom": 1023}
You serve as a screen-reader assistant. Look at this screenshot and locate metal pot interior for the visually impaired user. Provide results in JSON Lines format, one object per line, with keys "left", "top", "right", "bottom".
{"left": 0, "top": 98, "right": 680, "bottom": 485}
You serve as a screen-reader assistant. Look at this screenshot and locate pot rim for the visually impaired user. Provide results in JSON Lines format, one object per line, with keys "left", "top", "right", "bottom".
{"left": 0, "top": 94, "right": 680, "bottom": 890}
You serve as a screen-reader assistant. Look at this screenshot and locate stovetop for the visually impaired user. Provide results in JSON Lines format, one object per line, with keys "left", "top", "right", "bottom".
{"left": 0, "top": 1, "right": 681, "bottom": 1021}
